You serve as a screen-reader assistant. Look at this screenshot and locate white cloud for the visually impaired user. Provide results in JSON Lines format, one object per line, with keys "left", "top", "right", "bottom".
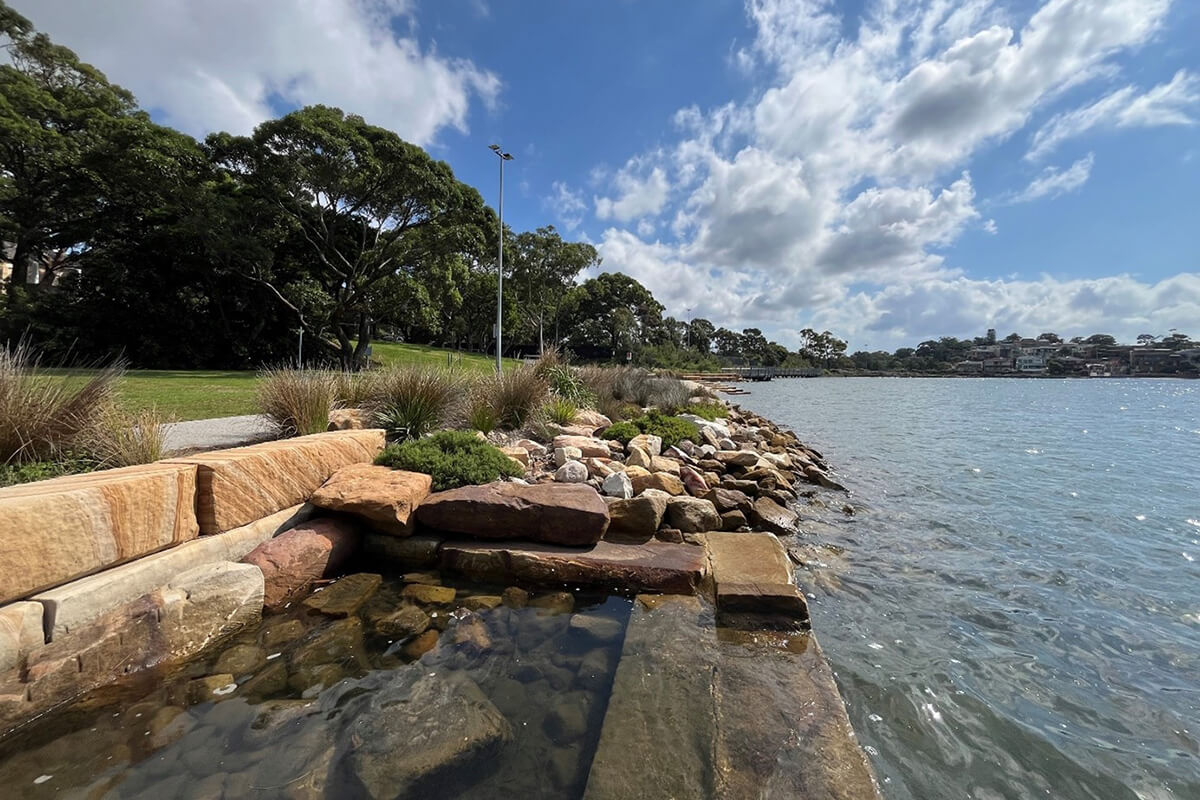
{"left": 22, "top": 0, "right": 500, "bottom": 144}
{"left": 594, "top": 158, "right": 671, "bottom": 222}
{"left": 1027, "top": 70, "right": 1200, "bottom": 160}
{"left": 1011, "top": 153, "right": 1095, "bottom": 203}
{"left": 590, "top": 0, "right": 1194, "bottom": 350}
{"left": 546, "top": 182, "right": 586, "bottom": 231}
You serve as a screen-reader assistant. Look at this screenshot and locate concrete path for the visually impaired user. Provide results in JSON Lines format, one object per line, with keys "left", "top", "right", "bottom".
{"left": 162, "top": 414, "right": 277, "bottom": 454}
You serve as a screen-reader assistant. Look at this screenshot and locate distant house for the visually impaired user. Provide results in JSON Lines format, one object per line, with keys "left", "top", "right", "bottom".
{"left": 1015, "top": 355, "right": 1046, "bottom": 373}
{"left": 955, "top": 360, "right": 983, "bottom": 373}
{"left": 981, "top": 357, "right": 1012, "bottom": 373}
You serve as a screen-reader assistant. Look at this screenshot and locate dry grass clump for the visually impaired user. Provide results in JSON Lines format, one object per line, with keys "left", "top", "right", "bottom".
{"left": 257, "top": 366, "right": 339, "bottom": 437}
{"left": 87, "top": 406, "right": 172, "bottom": 467}
{"left": 0, "top": 342, "right": 123, "bottom": 464}
{"left": 371, "top": 366, "right": 463, "bottom": 440}
{"left": 487, "top": 366, "right": 549, "bottom": 430}
{"left": 332, "top": 370, "right": 375, "bottom": 408}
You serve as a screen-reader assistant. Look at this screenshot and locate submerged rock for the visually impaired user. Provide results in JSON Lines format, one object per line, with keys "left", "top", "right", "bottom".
{"left": 376, "top": 605, "right": 431, "bottom": 638}
{"left": 302, "top": 573, "right": 381, "bottom": 617}
{"left": 340, "top": 669, "right": 511, "bottom": 797}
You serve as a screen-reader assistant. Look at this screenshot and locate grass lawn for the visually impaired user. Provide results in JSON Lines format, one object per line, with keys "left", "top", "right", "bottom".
{"left": 109, "top": 343, "right": 522, "bottom": 421}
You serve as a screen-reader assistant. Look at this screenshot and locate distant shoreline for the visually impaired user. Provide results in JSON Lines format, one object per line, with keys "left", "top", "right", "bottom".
{"left": 818, "top": 371, "right": 1199, "bottom": 380}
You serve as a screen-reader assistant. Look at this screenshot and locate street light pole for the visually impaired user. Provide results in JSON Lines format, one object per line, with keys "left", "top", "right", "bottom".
{"left": 489, "top": 144, "right": 514, "bottom": 373}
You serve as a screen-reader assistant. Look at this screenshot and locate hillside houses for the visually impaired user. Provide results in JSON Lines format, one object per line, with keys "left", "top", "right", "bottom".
{"left": 955, "top": 333, "right": 1199, "bottom": 376}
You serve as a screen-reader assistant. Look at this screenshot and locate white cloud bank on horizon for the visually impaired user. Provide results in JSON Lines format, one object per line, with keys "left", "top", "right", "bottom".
{"left": 578, "top": 0, "right": 1200, "bottom": 350}
{"left": 21, "top": 0, "right": 500, "bottom": 145}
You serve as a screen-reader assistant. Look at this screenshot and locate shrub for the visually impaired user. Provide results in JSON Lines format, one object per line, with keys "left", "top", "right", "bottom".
{"left": 0, "top": 459, "right": 95, "bottom": 488}
{"left": 600, "top": 420, "right": 640, "bottom": 444}
{"left": 545, "top": 365, "right": 594, "bottom": 406}
{"left": 601, "top": 411, "right": 700, "bottom": 449}
{"left": 0, "top": 343, "right": 122, "bottom": 464}
{"left": 683, "top": 401, "right": 729, "bottom": 420}
{"left": 371, "top": 366, "right": 462, "bottom": 440}
{"left": 544, "top": 396, "right": 579, "bottom": 426}
{"left": 375, "top": 430, "right": 523, "bottom": 491}
{"left": 642, "top": 377, "right": 691, "bottom": 414}
{"left": 465, "top": 389, "right": 500, "bottom": 434}
{"left": 489, "top": 367, "right": 548, "bottom": 430}
{"left": 87, "top": 406, "right": 172, "bottom": 467}
{"left": 257, "top": 367, "right": 337, "bottom": 437}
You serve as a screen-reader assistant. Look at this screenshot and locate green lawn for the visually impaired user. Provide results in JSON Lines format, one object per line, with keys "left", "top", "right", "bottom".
{"left": 110, "top": 343, "right": 521, "bottom": 421}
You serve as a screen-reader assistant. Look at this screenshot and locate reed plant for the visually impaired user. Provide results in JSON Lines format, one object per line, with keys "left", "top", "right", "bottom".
{"left": 488, "top": 366, "right": 548, "bottom": 430}
{"left": 88, "top": 406, "right": 172, "bottom": 467}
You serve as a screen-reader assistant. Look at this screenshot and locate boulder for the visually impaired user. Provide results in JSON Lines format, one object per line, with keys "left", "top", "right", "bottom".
{"left": 0, "top": 462, "right": 199, "bottom": 604}
{"left": 341, "top": 670, "right": 511, "bottom": 799}
{"left": 552, "top": 435, "right": 611, "bottom": 459}
{"left": 628, "top": 434, "right": 662, "bottom": 457}
{"left": 649, "top": 456, "right": 681, "bottom": 475}
{"left": 720, "top": 510, "right": 748, "bottom": 531}
{"left": 718, "top": 438, "right": 737, "bottom": 451}
{"left": 678, "top": 465, "right": 708, "bottom": 496}
{"left": 721, "top": 477, "right": 760, "bottom": 496}
{"left": 665, "top": 497, "right": 721, "bottom": 533}
{"left": 751, "top": 496, "right": 800, "bottom": 536}
{"left": 554, "top": 446, "right": 583, "bottom": 467}
{"left": 401, "top": 583, "right": 456, "bottom": 605}
{"left": 605, "top": 493, "right": 668, "bottom": 538}
{"left": 703, "top": 487, "right": 753, "bottom": 515}
{"left": 555, "top": 461, "right": 589, "bottom": 483}
{"left": 309, "top": 464, "right": 431, "bottom": 537}
{"left": 716, "top": 450, "right": 759, "bottom": 468}
{"left": 513, "top": 439, "right": 548, "bottom": 457}
{"left": 242, "top": 518, "right": 361, "bottom": 613}
{"left": 416, "top": 482, "right": 610, "bottom": 546}
{"left": 630, "top": 471, "right": 685, "bottom": 497}
{"left": 166, "top": 429, "right": 386, "bottom": 534}
{"left": 584, "top": 457, "right": 615, "bottom": 478}
{"left": 502, "top": 446, "right": 530, "bottom": 466}
{"left": 573, "top": 410, "right": 612, "bottom": 430}
{"left": 699, "top": 426, "right": 722, "bottom": 449}
{"left": 804, "top": 465, "right": 847, "bottom": 492}
{"left": 602, "top": 471, "right": 634, "bottom": 499}
{"left": 327, "top": 408, "right": 369, "bottom": 430}
{"left": 625, "top": 445, "right": 653, "bottom": 469}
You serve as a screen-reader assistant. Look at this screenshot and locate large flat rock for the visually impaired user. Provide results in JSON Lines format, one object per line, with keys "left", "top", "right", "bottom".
{"left": 584, "top": 595, "right": 880, "bottom": 800}
{"left": 440, "top": 539, "right": 706, "bottom": 595}
{"left": 309, "top": 464, "right": 431, "bottom": 536}
{"left": 0, "top": 462, "right": 199, "bottom": 604}
{"left": 166, "top": 429, "right": 385, "bottom": 533}
{"left": 34, "top": 503, "right": 312, "bottom": 640}
{"left": 703, "top": 531, "right": 808, "bottom": 627}
{"left": 417, "top": 482, "right": 610, "bottom": 546}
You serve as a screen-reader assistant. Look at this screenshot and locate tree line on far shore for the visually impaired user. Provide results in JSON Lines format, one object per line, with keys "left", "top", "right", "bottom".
{"left": 0, "top": 3, "right": 839, "bottom": 373}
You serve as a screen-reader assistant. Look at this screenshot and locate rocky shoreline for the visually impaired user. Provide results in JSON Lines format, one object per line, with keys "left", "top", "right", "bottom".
{"left": 0, "top": 394, "right": 882, "bottom": 798}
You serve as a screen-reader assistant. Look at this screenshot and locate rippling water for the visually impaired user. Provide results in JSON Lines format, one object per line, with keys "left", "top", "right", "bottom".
{"left": 743, "top": 377, "right": 1200, "bottom": 800}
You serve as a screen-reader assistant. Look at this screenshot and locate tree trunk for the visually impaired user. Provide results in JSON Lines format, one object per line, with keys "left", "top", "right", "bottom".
{"left": 352, "top": 313, "right": 372, "bottom": 370}
{"left": 538, "top": 317, "right": 544, "bottom": 355}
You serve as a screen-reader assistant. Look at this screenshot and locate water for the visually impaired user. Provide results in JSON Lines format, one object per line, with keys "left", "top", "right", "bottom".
{"left": 0, "top": 574, "right": 630, "bottom": 798}
{"left": 742, "top": 377, "right": 1200, "bottom": 800}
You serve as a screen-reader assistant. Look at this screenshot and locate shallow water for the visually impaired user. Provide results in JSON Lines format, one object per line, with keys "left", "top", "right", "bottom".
{"left": 743, "top": 377, "right": 1200, "bottom": 800}
{"left": 0, "top": 573, "right": 630, "bottom": 798}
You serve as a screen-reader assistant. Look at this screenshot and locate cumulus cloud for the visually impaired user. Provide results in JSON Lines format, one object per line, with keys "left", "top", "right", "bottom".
{"left": 22, "top": 0, "right": 500, "bottom": 144}
{"left": 1027, "top": 70, "right": 1200, "bottom": 160}
{"left": 546, "top": 182, "right": 586, "bottom": 231}
{"left": 594, "top": 158, "right": 671, "bottom": 222}
{"left": 589, "top": 0, "right": 1193, "bottom": 349}
{"left": 1011, "top": 153, "right": 1095, "bottom": 203}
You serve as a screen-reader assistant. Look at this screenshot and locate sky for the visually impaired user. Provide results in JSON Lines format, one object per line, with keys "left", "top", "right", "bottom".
{"left": 19, "top": 0, "right": 1200, "bottom": 352}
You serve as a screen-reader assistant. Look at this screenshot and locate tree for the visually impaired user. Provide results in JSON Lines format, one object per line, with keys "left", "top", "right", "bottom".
{"left": 1003, "top": 332, "right": 1023, "bottom": 343}
{"left": 0, "top": 2, "right": 142, "bottom": 293}
{"left": 1038, "top": 332, "right": 1062, "bottom": 343}
{"left": 1136, "top": 333, "right": 1158, "bottom": 346}
{"left": 561, "top": 272, "right": 664, "bottom": 357}
{"left": 712, "top": 327, "right": 742, "bottom": 358}
{"left": 509, "top": 225, "right": 598, "bottom": 354}
{"left": 210, "top": 105, "right": 491, "bottom": 369}
{"left": 799, "top": 328, "right": 849, "bottom": 368}
{"left": 1085, "top": 334, "right": 1117, "bottom": 346}
{"left": 687, "top": 318, "right": 715, "bottom": 353}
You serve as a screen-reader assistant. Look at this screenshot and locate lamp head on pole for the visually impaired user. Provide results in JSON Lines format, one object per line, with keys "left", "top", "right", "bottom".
{"left": 489, "top": 143, "right": 514, "bottom": 161}
{"left": 489, "top": 143, "right": 500, "bottom": 152}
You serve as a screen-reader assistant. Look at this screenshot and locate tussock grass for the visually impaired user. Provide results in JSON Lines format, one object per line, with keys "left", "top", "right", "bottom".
{"left": 371, "top": 366, "right": 462, "bottom": 440}
{"left": 88, "top": 406, "right": 172, "bottom": 467}
{"left": 257, "top": 366, "right": 339, "bottom": 437}
{"left": 487, "top": 367, "right": 548, "bottom": 430}
{"left": 0, "top": 342, "right": 123, "bottom": 464}
{"left": 543, "top": 396, "right": 579, "bottom": 426}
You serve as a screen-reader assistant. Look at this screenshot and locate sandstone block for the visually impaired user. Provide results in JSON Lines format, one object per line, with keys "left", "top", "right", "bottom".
{"left": 573, "top": 409, "right": 612, "bottom": 430}
{"left": 416, "top": 482, "right": 610, "bottom": 546}
{"left": 309, "top": 463, "right": 431, "bottom": 536}
{"left": 0, "top": 601, "right": 44, "bottom": 672}
{"left": 327, "top": 408, "right": 369, "bottom": 430}
{"left": 631, "top": 471, "right": 685, "bottom": 497}
{"left": 628, "top": 434, "right": 662, "bottom": 457}
{"left": 665, "top": 496, "right": 721, "bottom": 533}
{"left": 605, "top": 494, "right": 668, "bottom": 539}
{"left": 165, "top": 429, "right": 385, "bottom": 534}
{"left": 751, "top": 496, "right": 800, "bottom": 536}
{"left": 650, "top": 456, "right": 681, "bottom": 475}
{"left": 35, "top": 503, "right": 311, "bottom": 641}
{"left": 625, "top": 445, "right": 652, "bottom": 469}
{"left": 552, "top": 435, "right": 611, "bottom": 458}
{"left": 0, "top": 462, "right": 199, "bottom": 604}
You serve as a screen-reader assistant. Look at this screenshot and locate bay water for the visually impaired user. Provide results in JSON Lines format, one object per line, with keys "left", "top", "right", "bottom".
{"left": 742, "top": 377, "right": 1199, "bottom": 800}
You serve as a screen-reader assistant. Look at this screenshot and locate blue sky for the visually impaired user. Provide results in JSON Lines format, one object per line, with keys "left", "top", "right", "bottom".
{"left": 23, "top": 0, "right": 1200, "bottom": 351}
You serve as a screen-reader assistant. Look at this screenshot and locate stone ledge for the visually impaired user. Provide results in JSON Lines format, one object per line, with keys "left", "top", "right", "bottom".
{"left": 0, "top": 462, "right": 199, "bottom": 604}
{"left": 165, "top": 429, "right": 385, "bottom": 534}
{"left": 440, "top": 539, "right": 707, "bottom": 595}
{"left": 702, "top": 531, "right": 808, "bottom": 627}
{"left": 34, "top": 503, "right": 313, "bottom": 641}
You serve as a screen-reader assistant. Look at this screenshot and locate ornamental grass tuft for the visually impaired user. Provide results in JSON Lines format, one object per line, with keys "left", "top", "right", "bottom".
{"left": 257, "top": 366, "right": 338, "bottom": 437}
{"left": 371, "top": 366, "right": 463, "bottom": 440}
